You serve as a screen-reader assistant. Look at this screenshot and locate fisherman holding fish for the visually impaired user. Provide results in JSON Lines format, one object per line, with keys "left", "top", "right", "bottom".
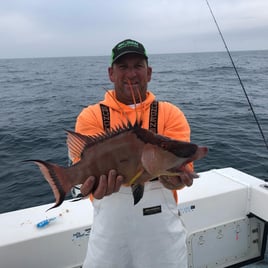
{"left": 31, "top": 39, "right": 207, "bottom": 267}
{"left": 73, "top": 39, "right": 206, "bottom": 268}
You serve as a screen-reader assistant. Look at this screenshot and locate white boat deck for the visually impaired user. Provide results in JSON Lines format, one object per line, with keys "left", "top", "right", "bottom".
{"left": 0, "top": 199, "right": 93, "bottom": 268}
{"left": 0, "top": 168, "right": 267, "bottom": 268}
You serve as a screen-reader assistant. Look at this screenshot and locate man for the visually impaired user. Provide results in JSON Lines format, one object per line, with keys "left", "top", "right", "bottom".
{"left": 74, "top": 39, "right": 195, "bottom": 267}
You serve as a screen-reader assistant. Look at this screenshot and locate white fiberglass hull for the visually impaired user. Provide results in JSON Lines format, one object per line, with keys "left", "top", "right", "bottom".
{"left": 1, "top": 168, "right": 267, "bottom": 268}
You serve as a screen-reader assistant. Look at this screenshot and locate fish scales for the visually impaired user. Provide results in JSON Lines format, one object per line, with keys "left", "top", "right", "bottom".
{"left": 26, "top": 121, "right": 208, "bottom": 209}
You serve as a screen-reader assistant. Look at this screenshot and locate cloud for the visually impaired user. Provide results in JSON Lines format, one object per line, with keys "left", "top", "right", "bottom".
{"left": 0, "top": 0, "right": 268, "bottom": 58}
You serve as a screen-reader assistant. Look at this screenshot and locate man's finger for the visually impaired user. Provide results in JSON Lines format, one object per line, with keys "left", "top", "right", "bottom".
{"left": 106, "top": 170, "right": 117, "bottom": 195}
{"left": 80, "top": 176, "right": 96, "bottom": 197}
{"left": 114, "top": 175, "right": 124, "bottom": 192}
{"left": 180, "top": 173, "right": 193, "bottom": 187}
{"left": 93, "top": 175, "right": 108, "bottom": 199}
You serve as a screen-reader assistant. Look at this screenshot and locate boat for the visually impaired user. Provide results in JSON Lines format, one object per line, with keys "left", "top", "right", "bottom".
{"left": 1, "top": 167, "right": 267, "bottom": 267}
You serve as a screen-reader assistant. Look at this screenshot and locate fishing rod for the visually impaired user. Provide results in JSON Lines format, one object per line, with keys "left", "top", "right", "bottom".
{"left": 205, "top": 0, "right": 268, "bottom": 150}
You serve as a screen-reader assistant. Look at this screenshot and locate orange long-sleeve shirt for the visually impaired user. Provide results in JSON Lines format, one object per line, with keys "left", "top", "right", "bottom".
{"left": 74, "top": 90, "right": 192, "bottom": 202}
{"left": 76, "top": 90, "right": 190, "bottom": 141}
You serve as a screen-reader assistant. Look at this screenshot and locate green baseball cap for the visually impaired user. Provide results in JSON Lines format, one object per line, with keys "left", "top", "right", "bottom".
{"left": 111, "top": 39, "right": 148, "bottom": 65}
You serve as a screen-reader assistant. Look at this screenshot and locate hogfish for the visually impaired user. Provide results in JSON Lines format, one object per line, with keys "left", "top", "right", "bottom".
{"left": 27, "top": 121, "right": 208, "bottom": 209}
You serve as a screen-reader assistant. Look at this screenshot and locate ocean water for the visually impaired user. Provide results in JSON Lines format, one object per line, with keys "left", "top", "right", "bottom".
{"left": 0, "top": 50, "right": 267, "bottom": 215}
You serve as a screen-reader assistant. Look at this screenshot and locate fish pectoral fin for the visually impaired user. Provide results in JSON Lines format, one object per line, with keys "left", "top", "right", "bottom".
{"left": 127, "top": 168, "right": 145, "bottom": 186}
{"left": 131, "top": 184, "right": 144, "bottom": 205}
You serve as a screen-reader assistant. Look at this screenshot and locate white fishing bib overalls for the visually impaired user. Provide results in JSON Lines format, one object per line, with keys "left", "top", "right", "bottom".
{"left": 83, "top": 180, "right": 188, "bottom": 268}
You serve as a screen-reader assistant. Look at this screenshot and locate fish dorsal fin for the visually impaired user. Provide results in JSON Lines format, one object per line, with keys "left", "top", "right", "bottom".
{"left": 66, "top": 130, "right": 94, "bottom": 161}
{"left": 103, "top": 81, "right": 144, "bottom": 127}
{"left": 66, "top": 125, "right": 135, "bottom": 162}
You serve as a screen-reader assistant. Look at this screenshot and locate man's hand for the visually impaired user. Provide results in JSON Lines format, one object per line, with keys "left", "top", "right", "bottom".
{"left": 159, "top": 170, "right": 199, "bottom": 190}
{"left": 80, "top": 169, "right": 124, "bottom": 199}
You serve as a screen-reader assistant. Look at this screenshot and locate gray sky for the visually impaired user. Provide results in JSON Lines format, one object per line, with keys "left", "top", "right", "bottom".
{"left": 1, "top": 0, "right": 268, "bottom": 59}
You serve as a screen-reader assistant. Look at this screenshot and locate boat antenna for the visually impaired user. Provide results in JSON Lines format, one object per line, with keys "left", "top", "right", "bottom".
{"left": 205, "top": 0, "right": 268, "bottom": 150}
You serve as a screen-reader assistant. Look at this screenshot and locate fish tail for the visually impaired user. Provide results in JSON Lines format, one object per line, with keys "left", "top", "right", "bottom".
{"left": 24, "top": 160, "right": 72, "bottom": 210}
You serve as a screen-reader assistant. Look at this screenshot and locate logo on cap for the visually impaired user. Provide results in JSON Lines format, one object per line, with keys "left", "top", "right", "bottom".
{"left": 111, "top": 39, "right": 148, "bottom": 65}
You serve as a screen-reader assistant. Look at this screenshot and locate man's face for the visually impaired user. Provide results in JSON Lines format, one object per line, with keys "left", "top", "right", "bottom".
{"left": 108, "top": 54, "right": 152, "bottom": 105}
